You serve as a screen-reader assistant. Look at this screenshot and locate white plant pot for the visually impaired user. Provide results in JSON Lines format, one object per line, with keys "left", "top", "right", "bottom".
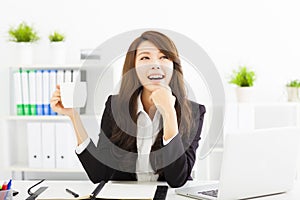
{"left": 49, "top": 42, "right": 66, "bottom": 64}
{"left": 286, "top": 87, "right": 300, "bottom": 102}
{"left": 14, "top": 42, "right": 33, "bottom": 65}
{"left": 235, "top": 87, "right": 254, "bottom": 102}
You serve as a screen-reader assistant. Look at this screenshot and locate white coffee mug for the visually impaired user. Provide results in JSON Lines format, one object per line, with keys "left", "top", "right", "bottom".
{"left": 60, "top": 82, "right": 87, "bottom": 108}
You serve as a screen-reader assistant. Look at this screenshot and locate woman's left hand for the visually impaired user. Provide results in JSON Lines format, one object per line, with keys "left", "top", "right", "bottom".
{"left": 150, "top": 85, "right": 178, "bottom": 140}
{"left": 150, "top": 85, "right": 176, "bottom": 117}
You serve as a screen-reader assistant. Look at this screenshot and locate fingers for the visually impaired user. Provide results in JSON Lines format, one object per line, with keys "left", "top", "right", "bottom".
{"left": 51, "top": 87, "right": 61, "bottom": 99}
{"left": 50, "top": 98, "right": 61, "bottom": 111}
{"left": 50, "top": 97, "right": 61, "bottom": 102}
{"left": 50, "top": 86, "right": 62, "bottom": 111}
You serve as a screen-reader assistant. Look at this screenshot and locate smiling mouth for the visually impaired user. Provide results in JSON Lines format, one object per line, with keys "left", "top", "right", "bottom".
{"left": 147, "top": 74, "right": 165, "bottom": 80}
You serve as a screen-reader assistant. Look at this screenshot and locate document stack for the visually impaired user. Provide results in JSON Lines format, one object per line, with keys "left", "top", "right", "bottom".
{"left": 27, "top": 121, "right": 82, "bottom": 169}
{"left": 13, "top": 68, "right": 84, "bottom": 116}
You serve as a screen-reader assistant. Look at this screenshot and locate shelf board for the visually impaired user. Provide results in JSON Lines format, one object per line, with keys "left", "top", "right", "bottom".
{"left": 235, "top": 102, "right": 300, "bottom": 106}
{"left": 212, "top": 147, "right": 223, "bottom": 152}
{"left": 7, "top": 165, "right": 85, "bottom": 173}
{"left": 10, "top": 64, "right": 82, "bottom": 69}
{"left": 3, "top": 114, "right": 96, "bottom": 121}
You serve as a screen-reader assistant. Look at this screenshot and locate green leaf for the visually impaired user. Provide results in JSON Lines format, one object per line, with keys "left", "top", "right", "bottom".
{"left": 8, "top": 22, "right": 39, "bottom": 42}
{"left": 229, "top": 66, "right": 256, "bottom": 87}
{"left": 49, "top": 31, "right": 65, "bottom": 42}
{"left": 286, "top": 80, "right": 300, "bottom": 87}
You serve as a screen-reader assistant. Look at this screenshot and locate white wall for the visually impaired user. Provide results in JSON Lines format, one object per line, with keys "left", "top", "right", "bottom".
{"left": 1, "top": 0, "right": 300, "bottom": 109}
{"left": 1, "top": 0, "right": 298, "bottom": 111}
{"left": 1, "top": 0, "right": 300, "bottom": 178}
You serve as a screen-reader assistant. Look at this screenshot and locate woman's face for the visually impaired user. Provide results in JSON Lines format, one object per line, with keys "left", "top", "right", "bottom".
{"left": 135, "top": 40, "right": 174, "bottom": 92}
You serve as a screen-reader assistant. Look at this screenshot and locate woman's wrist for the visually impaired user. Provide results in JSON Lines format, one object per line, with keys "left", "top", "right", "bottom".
{"left": 163, "top": 108, "right": 178, "bottom": 140}
{"left": 68, "top": 109, "right": 78, "bottom": 120}
{"left": 162, "top": 106, "right": 176, "bottom": 119}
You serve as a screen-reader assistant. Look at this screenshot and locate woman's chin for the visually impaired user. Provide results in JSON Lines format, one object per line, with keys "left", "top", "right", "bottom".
{"left": 144, "top": 83, "right": 166, "bottom": 92}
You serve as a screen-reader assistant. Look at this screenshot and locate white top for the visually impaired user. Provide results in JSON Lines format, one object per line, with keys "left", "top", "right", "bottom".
{"left": 76, "top": 94, "right": 177, "bottom": 181}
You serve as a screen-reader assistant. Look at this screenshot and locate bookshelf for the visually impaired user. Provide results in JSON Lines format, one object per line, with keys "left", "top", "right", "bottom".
{"left": 3, "top": 63, "right": 113, "bottom": 180}
{"left": 4, "top": 63, "right": 299, "bottom": 181}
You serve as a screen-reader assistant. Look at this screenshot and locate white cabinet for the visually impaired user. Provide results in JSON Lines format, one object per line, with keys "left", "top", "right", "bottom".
{"left": 1, "top": 64, "right": 114, "bottom": 180}
{"left": 195, "top": 102, "right": 300, "bottom": 181}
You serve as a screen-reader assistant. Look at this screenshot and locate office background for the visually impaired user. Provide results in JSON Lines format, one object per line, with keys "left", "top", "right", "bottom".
{"left": 1, "top": 0, "right": 300, "bottom": 179}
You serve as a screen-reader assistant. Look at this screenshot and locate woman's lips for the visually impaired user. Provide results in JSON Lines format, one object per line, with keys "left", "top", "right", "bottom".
{"left": 147, "top": 74, "right": 165, "bottom": 80}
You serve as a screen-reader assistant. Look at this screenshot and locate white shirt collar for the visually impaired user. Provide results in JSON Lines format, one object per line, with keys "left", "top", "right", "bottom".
{"left": 136, "top": 92, "right": 162, "bottom": 124}
{"left": 137, "top": 92, "right": 144, "bottom": 114}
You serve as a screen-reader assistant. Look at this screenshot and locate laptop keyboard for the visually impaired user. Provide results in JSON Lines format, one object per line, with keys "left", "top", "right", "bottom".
{"left": 198, "top": 189, "right": 219, "bottom": 197}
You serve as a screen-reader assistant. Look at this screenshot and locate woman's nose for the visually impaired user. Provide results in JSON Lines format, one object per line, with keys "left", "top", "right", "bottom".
{"left": 151, "top": 65, "right": 160, "bottom": 69}
{"left": 151, "top": 59, "right": 161, "bottom": 69}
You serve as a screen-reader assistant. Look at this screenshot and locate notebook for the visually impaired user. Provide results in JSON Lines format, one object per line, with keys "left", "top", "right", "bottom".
{"left": 175, "top": 127, "right": 300, "bottom": 200}
{"left": 37, "top": 181, "right": 160, "bottom": 200}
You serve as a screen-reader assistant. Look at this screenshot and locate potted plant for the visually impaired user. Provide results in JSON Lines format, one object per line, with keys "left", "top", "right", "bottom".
{"left": 229, "top": 66, "right": 256, "bottom": 102}
{"left": 8, "top": 22, "right": 40, "bottom": 65}
{"left": 48, "top": 31, "right": 66, "bottom": 64}
{"left": 286, "top": 80, "right": 300, "bottom": 102}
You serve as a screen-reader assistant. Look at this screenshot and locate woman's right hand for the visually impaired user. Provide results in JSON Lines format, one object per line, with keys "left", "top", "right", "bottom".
{"left": 50, "top": 85, "right": 75, "bottom": 117}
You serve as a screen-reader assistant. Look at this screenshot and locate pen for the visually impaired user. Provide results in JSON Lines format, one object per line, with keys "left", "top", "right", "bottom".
{"left": 7, "top": 179, "right": 12, "bottom": 190}
{"left": 1, "top": 182, "right": 7, "bottom": 190}
{"left": 90, "top": 181, "right": 106, "bottom": 200}
{"left": 65, "top": 188, "right": 79, "bottom": 198}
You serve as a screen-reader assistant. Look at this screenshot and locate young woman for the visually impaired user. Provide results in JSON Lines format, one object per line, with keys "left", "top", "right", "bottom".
{"left": 50, "top": 31, "right": 206, "bottom": 188}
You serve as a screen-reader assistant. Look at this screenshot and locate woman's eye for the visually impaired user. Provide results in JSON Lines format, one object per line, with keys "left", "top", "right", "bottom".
{"left": 140, "top": 56, "right": 150, "bottom": 60}
{"left": 160, "top": 55, "right": 169, "bottom": 60}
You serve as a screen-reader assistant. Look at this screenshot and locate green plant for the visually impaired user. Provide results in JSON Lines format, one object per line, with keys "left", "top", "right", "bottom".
{"left": 49, "top": 31, "right": 65, "bottom": 42}
{"left": 8, "top": 22, "right": 39, "bottom": 42}
{"left": 229, "top": 66, "right": 256, "bottom": 87}
{"left": 286, "top": 80, "right": 300, "bottom": 87}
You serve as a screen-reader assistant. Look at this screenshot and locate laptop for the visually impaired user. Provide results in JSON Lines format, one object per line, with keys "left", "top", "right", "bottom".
{"left": 175, "top": 127, "right": 300, "bottom": 200}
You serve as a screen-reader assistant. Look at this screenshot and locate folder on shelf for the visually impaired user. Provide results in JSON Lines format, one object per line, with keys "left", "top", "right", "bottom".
{"left": 64, "top": 70, "right": 72, "bottom": 83}
{"left": 49, "top": 70, "right": 57, "bottom": 115}
{"left": 56, "top": 70, "right": 64, "bottom": 85}
{"left": 41, "top": 123, "right": 56, "bottom": 168}
{"left": 27, "top": 122, "right": 43, "bottom": 168}
{"left": 36, "top": 70, "right": 44, "bottom": 115}
{"left": 13, "top": 69, "right": 24, "bottom": 115}
{"left": 42, "top": 70, "right": 50, "bottom": 115}
{"left": 21, "top": 69, "right": 31, "bottom": 115}
{"left": 55, "top": 122, "right": 81, "bottom": 169}
{"left": 72, "top": 70, "right": 81, "bottom": 82}
{"left": 28, "top": 70, "right": 37, "bottom": 115}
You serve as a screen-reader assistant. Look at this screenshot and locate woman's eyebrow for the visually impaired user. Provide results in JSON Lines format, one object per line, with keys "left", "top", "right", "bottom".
{"left": 136, "top": 51, "right": 150, "bottom": 57}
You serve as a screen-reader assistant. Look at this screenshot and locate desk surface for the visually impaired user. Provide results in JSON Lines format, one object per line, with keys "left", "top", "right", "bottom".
{"left": 8, "top": 180, "right": 300, "bottom": 200}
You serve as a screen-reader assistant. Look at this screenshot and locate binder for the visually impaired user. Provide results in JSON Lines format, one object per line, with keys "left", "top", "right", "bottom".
{"left": 42, "top": 70, "right": 50, "bottom": 115}
{"left": 28, "top": 70, "right": 37, "bottom": 115}
{"left": 64, "top": 70, "right": 72, "bottom": 83}
{"left": 27, "top": 122, "right": 42, "bottom": 168}
{"left": 56, "top": 70, "right": 64, "bottom": 85}
{"left": 72, "top": 70, "right": 81, "bottom": 82}
{"left": 21, "top": 69, "right": 31, "bottom": 115}
{"left": 41, "top": 123, "right": 56, "bottom": 168}
{"left": 55, "top": 122, "right": 81, "bottom": 169}
{"left": 13, "top": 69, "right": 24, "bottom": 115}
{"left": 49, "top": 70, "right": 57, "bottom": 115}
{"left": 36, "top": 70, "right": 44, "bottom": 115}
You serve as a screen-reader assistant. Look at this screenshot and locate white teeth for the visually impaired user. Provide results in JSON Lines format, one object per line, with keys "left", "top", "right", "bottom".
{"left": 148, "top": 74, "right": 164, "bottom": 80}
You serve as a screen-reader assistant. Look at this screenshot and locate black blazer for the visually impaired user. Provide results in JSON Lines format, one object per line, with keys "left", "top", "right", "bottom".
{"left": 77, "top": 95, "right": 206, "bottom": 188}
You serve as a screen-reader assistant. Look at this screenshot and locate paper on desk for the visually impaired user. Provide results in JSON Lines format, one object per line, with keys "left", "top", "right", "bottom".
{"left": 37, "top": 181, "right": 156, "bottom": 200}
{"left": 97, "top": 181, "right": 156, "bottom": 199}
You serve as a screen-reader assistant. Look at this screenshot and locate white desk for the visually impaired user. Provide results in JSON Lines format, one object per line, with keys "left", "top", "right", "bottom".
{"left": 9, "top": 180, "right": 300, "bottom": 199}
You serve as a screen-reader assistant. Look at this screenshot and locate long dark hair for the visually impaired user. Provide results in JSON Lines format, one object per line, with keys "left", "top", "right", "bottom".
{"left": 110, "top": 30, "right": 193, "bottom": 163}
